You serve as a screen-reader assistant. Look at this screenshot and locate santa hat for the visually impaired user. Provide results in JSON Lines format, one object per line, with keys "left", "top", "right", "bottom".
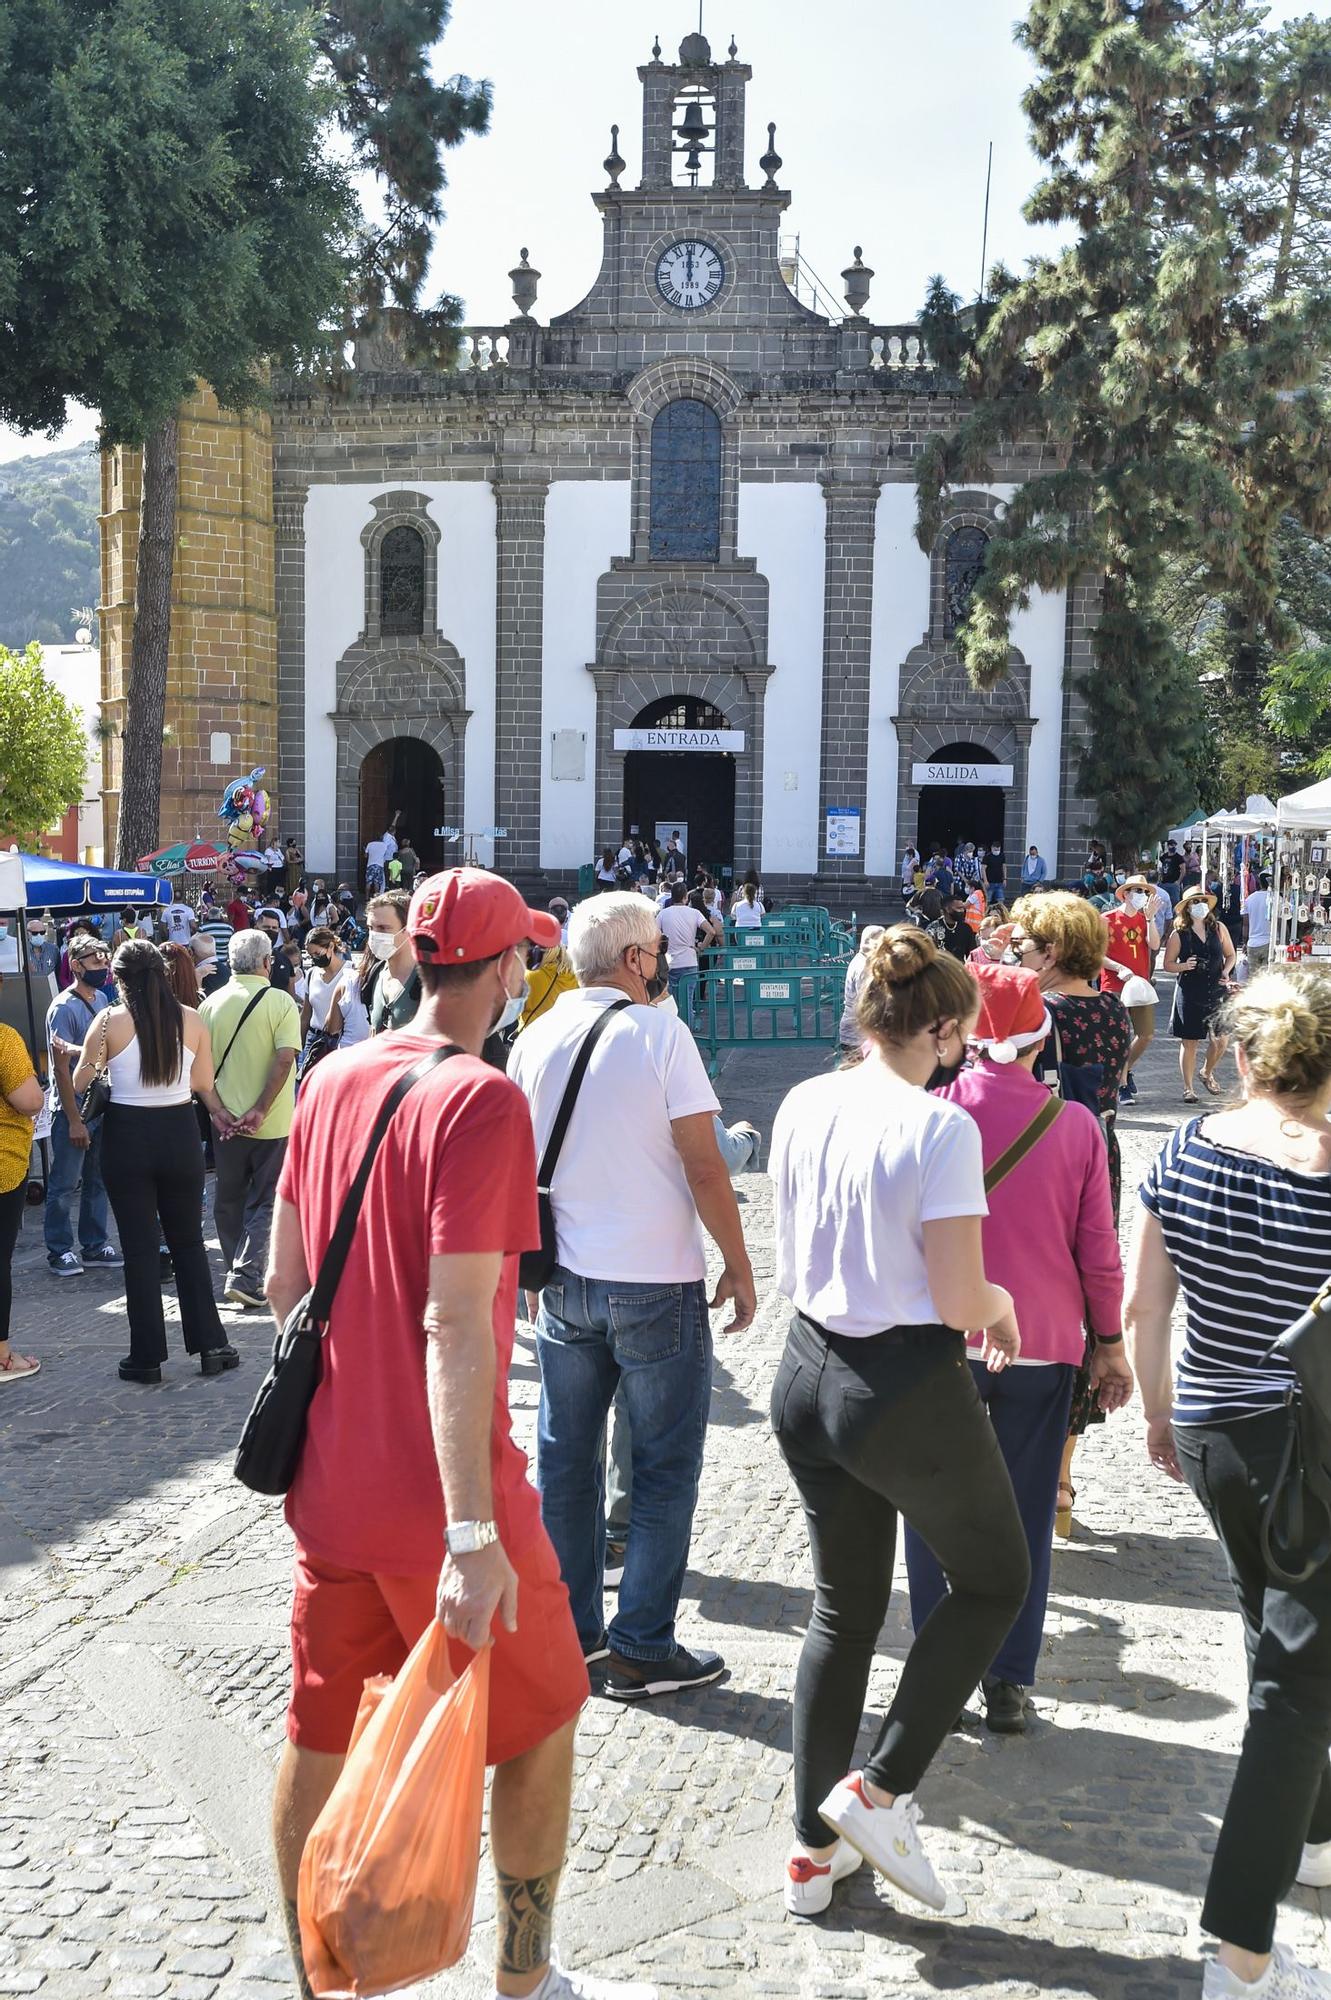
{"left": 969, "top": 962, "right": 1052, "bottom": 1064}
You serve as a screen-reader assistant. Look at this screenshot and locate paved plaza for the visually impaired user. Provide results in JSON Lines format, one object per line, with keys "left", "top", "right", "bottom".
{"left": 0, "top": 1023, "right": 1326, "bottom": 2000}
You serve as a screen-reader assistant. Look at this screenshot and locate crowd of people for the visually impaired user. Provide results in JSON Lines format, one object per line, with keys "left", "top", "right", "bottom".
{"left": 3, "top": 830, "right": 1328, "bottom": 2000}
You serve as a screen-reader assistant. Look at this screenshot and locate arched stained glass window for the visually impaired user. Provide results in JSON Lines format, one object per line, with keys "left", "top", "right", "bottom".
{"left": 380, "top": 524, "right": 426, "bottom": 635}
{"left": 944, "top": 526, "right": 989, "bottom": 638}
{"left": 650, "top": 399, "right": 722, "bottom": 562}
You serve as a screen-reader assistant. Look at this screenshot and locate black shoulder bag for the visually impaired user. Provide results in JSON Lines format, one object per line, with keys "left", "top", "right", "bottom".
{"left": 518, "top": 999, "right": 631, "bottom": 1293}
{"left": 234, "top": 1043, "right": 463, "bottom": 1496}
{"left": 1261, "top": 1278, "right": 1331, "bottom": 1585}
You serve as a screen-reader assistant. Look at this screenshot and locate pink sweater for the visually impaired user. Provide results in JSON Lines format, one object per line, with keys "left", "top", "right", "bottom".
{"left": 939, "top": 1063, "right": 1123, "bottom": 1364}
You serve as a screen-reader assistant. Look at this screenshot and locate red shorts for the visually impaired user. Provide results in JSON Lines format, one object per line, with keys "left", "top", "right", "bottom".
{"left": 287, "top": 1527, "right": 589, "bottom": 1764}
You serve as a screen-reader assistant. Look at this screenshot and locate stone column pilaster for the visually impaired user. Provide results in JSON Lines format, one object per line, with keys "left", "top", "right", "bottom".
{"left": 1058, "top": 571, "right": 1101, "bottom": 874}
{"left": 273, "top": 486, "right": 308, "bottom": 851}
{"left": 492, "top": 467, "right": 550, "bottom": 885}
{"left": 815, "top": 468, "right": 881, "bottom": 892}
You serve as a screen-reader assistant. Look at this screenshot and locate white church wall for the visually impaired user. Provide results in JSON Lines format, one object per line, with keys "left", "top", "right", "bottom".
{"left": 867, "top": 485, "right": 930, "bottom": 877}
{"left": 1011, "top": 582, "right": 1066, "bottom": 868}
{"left": 740, "top": 482, "right": 824, "bottom": 877}
{"left": 302, "top": 486, "right": 364, "bottom": 866}
{"left": 301, "top": 482, "right": 496, "bottom": 868}
{"left": 541, "top": 481, "right": 632, "bottom": 871}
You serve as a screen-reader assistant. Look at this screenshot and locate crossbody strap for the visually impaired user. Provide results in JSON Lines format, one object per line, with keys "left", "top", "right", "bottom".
{"left": 214, "top": 988, "right": 269, "bottom": 1079}
{"left": 984, "top": 1096, "right": 1063, "bottom": 1195}
{"left": 308, "top": 1044, "right": 464, "bottom": 1324}
{"left": 535, "top": 999, "right": 632, "bottom": 1194}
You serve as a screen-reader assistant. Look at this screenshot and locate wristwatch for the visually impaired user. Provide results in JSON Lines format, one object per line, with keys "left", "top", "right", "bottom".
{"left": 445, "top": 1519, "right": 500, "bottom": 1557}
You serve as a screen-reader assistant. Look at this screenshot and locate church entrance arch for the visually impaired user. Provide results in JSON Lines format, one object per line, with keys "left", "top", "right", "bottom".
{"left": 622, "top": 697, "right": 736, "bottom": 878}
{"left": 915, "top": 742, "right": 1006, "bottom": 859}
{"left": 358, "top": 737, "right": 445, "bottom": 881}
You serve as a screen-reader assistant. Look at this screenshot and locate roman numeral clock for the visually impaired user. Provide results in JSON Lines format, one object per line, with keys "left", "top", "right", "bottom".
{"left": 655, "top": 239, "right": 725, "bottom": 310}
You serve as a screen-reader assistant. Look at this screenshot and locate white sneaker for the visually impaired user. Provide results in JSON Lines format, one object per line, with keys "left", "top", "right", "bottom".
{"left": 817, "top": 1772, "right": 947, "bottom": 1912}
{"left": 1297, "top": 1837, "right": 1331, "bottom": 1888}
{"left": 783, "top": 1838, "right": 862, "bottom": 1917}
{"left": 1203, "top": 1943, "right": 1331, "bottom": 1998}
{"left": 533, "top": 1948, "right": 658, "bottom": 1999}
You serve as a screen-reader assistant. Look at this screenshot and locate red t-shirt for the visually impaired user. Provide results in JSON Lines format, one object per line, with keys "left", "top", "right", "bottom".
{"left": 278, "top": 1033, "right": 542, "bottom": 1574}
{"left": 1101, "top": 906, "right": 1151, "bottom": 996}
{"left": 226, "top": 899, "right": 250, "bottom": 930}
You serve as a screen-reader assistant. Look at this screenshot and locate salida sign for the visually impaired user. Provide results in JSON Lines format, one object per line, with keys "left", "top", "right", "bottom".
{"left": 613, "top": 727, "right": 746, "bottom": 753}
{"left": 911, "top": 760, "right": 1015, "bottom": 788}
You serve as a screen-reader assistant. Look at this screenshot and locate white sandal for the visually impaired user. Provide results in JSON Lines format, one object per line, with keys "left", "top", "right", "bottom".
{"left": 0, "top": 1351, "right": 40, "bottom": 1384}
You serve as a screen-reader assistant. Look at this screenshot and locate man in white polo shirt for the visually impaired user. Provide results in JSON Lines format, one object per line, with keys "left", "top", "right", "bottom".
{"left": 508, "top": 892, "right": 755, "bottom": 1700}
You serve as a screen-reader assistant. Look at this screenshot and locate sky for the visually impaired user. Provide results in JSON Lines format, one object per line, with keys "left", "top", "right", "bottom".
{"left": 0, "top": 0, "right": 1316, "bottom": 466}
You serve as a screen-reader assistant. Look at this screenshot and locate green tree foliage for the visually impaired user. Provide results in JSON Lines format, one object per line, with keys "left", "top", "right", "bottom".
{"left": 915, "top": 0, "right": 1331, "bottom": 860}
{"left": 919, "top": 276, "right": 967, "bottom": 377}
{"left": 0, "top": 642, "right": 89, "bottom": 843}
{"left": 0, "top": 449, "right": 99, "bottom": 647}
{"left": 315, "top": 0, "right": 491, "bottom": 358}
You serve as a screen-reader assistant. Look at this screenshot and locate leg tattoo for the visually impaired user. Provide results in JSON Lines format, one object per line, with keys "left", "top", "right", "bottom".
{"left": 496, "top": 1866, "right": 562, "bottom": 1976}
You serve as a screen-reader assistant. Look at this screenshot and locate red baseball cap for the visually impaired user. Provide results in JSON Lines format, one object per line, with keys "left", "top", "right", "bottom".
{"left": 407, "top": 868, "right": 560, "bottom": 965}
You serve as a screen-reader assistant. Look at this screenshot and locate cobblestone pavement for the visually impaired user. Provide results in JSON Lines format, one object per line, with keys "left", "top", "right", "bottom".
{"left": 0, "top": 1012, "right": 1326, "bottom": 2000}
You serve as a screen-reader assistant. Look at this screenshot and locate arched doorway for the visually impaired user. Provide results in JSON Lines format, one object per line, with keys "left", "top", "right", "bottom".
{"left": 622, "top": 696, "right": 736, "bottom": 877}
{"left": 915, "top": 742, "right": 1006, "bottom": 857}
{"left": 358, "top": 737, "right": 446, "bottom": 881}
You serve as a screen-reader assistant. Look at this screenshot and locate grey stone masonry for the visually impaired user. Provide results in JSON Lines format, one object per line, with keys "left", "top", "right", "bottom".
{"left": 492, "top": 465, "right": 550, "bottom": 878}
{"left": 814, "top": 466, "right": 881, "bottom": 888}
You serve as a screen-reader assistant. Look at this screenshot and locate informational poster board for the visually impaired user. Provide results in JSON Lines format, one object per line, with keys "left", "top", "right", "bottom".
{"left": 825, "top": 808, "right": 861, "bottom": 858}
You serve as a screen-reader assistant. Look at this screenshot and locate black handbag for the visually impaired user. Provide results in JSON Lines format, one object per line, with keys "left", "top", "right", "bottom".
{"left": 77, "top": 1015, "right": 112, "bottom": 1130}
{"left": 1261, "top": 1278, "right": 1331, "bottom": 1585}
{"left": 233, "top": 1043, "right": 463, "bottom": 1496}
{"left": 518, "top": 999, "right": 631, "bottom": 1293}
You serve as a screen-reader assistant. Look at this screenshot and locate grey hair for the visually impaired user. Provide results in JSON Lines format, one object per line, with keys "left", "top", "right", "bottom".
{"left": 228, "top": 928, "right": 273, "bottom": 974}
{"left": 567, "top": 892, "right": 658, "bottom": 984}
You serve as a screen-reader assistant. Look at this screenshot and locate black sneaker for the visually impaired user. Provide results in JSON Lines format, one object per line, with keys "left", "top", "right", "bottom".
{"left": 582, "top": 1634, "right": 611, "bottom": 1666}
{"left": 604, "top": 1538, "right": 626, "bottom": 1589}
{"left": 982, "top": 1678, "right": 1029, "bottom": 1734}
{"left": 601, "top": 1645, "right": 725, "bottom": 1701}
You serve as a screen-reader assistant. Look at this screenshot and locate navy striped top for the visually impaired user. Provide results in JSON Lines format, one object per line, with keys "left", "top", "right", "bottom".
{"left": 1140, "top": 1118, "right": 1331, "bottom": 1424}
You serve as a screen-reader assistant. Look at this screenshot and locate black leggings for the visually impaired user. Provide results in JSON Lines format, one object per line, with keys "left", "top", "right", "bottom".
{"left": 0, "top": 1175, "right": 27, "bottom": 1344}
{"left": 772, "top": 1312, "right": 1030, "bottom": 1846}
{"left": 101, "top": 1103, "right": 226, "bottom": 1368}
{"left": 1176, "top": 1411, "right": 1331, "bottom": 1953}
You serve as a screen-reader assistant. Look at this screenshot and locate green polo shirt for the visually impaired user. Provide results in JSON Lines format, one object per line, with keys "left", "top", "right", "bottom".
{"left": 199, "top": 974, "right": 302, "bottom": 1140}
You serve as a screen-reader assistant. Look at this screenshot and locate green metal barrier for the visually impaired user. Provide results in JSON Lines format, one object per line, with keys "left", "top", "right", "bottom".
{"left": 675, "top": 965, "right": 845, "bottom": 1073}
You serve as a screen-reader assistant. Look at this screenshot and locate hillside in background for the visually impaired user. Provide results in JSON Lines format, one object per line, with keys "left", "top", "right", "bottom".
{"left": 0, "top": 445, "right": 100, "bottom": 647}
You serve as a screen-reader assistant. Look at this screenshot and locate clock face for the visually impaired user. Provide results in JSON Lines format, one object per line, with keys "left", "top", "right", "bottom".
{"left": 655, "top": 240, "right": 724, "bottom": 311}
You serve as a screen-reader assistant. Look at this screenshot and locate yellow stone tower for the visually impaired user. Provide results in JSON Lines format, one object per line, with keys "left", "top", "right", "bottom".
{"left": 99, "top": 383, "right": 277, "bottom": 861}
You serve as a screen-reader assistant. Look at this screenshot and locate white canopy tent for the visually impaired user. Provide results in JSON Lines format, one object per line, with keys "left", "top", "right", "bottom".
{"left": 1275, "top": 777, "right": 1331, "bottom": 832}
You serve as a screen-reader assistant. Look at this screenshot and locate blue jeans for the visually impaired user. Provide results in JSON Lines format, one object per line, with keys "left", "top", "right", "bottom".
{"left": 536, "top": 1267, "right": 713, "bottom": 1661}
{"left": 44, "top": 1108, "right": 112, "bottom": 1262}
{"left": 904, "top": 1358, "right": 1075, "bottom": 1686}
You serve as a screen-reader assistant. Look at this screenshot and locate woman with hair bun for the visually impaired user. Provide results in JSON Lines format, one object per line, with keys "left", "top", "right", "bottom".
{"left": 1128, "top": 966, "right": 1331, "bottom": 1999}
{"left": 71, "top": 939, "right": 237, "bottom": 1385}
{"left": 769, "top": 924, "right": 1030, "bottom": 1920}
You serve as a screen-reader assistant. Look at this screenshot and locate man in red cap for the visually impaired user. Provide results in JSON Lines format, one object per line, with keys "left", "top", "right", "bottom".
{"left": 266, "top": 868, "right": 656, "bottom": 2000}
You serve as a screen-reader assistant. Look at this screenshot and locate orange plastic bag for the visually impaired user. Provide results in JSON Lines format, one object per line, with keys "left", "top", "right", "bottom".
{"left": 298, "top": 1624, "right": 490, "bottom": 1997}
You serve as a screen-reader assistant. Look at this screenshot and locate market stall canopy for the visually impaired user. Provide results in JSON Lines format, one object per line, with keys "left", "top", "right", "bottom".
{"left": 137, "top": 840, "right": 228, "bottom": 877}
{"left": 10, "top": 853, "right": 174, "bottom": 909}
{"left": 1165, "top": 809, "right": 1209, "bottom": 843}
{"left": 1204, "top": 795, "right": 1278, "bottom": 833}
{"left": 0, "top": 854, "right": 26, "bottom": 911}
{"left": 1276, "top": 777, "right": 1331, "bottom": 831}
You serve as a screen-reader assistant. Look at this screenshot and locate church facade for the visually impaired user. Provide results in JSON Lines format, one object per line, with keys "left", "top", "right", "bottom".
{"left": 100, "top": 32, "right": 1099, "bottom": 898}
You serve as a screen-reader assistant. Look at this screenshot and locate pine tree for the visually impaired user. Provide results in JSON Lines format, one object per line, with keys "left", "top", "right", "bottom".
{"left": 915, "top": 0, "right": 1331, "bottom": 860}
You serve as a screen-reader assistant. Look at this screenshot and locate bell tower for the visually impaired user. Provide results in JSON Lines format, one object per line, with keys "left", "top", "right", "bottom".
{"left": 637, "top": 31, "right": 751, "bottom": 191}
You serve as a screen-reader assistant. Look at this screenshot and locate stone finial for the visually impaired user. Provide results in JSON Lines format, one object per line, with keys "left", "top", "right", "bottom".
{"left": 509, "top": 248, "right": 540, "bottom": 321}
{"left": 679, "top": 30, "right": 711, "bottom": 65}
{"left": 728, "top": 34, "right": 738, "bottom": 57}
{"left": 651, "top": 34, "right": 661, "bottom": 58}
{"left": 603, "top": 123, "right": 625, "bottom": 187}
{"left": 760, "top": 121, "right": 782, "bottom": 189}
{"left": 842, "top": 246, "right": 874, "bottom": 318}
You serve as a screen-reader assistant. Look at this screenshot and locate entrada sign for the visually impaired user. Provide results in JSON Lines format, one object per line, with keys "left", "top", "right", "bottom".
{"left": 911, "top": 761, "right": 1015, "bottom": 788}
{"left": 613, "top": 728, "right": 745, "bottom": 753}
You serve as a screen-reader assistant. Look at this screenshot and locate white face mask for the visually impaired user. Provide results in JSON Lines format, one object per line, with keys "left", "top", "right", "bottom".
{"left": 1128, "top": 891, "right": 1148, "bottom": 911}
{"left": 367, "top": 928, "right": 398, "bottom": 960}
{"left": 1188, "top": 900, "right": 1210, "bottom": 920}
{"left": 493, "top": 952, "right": 526, "bottom": 1034}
